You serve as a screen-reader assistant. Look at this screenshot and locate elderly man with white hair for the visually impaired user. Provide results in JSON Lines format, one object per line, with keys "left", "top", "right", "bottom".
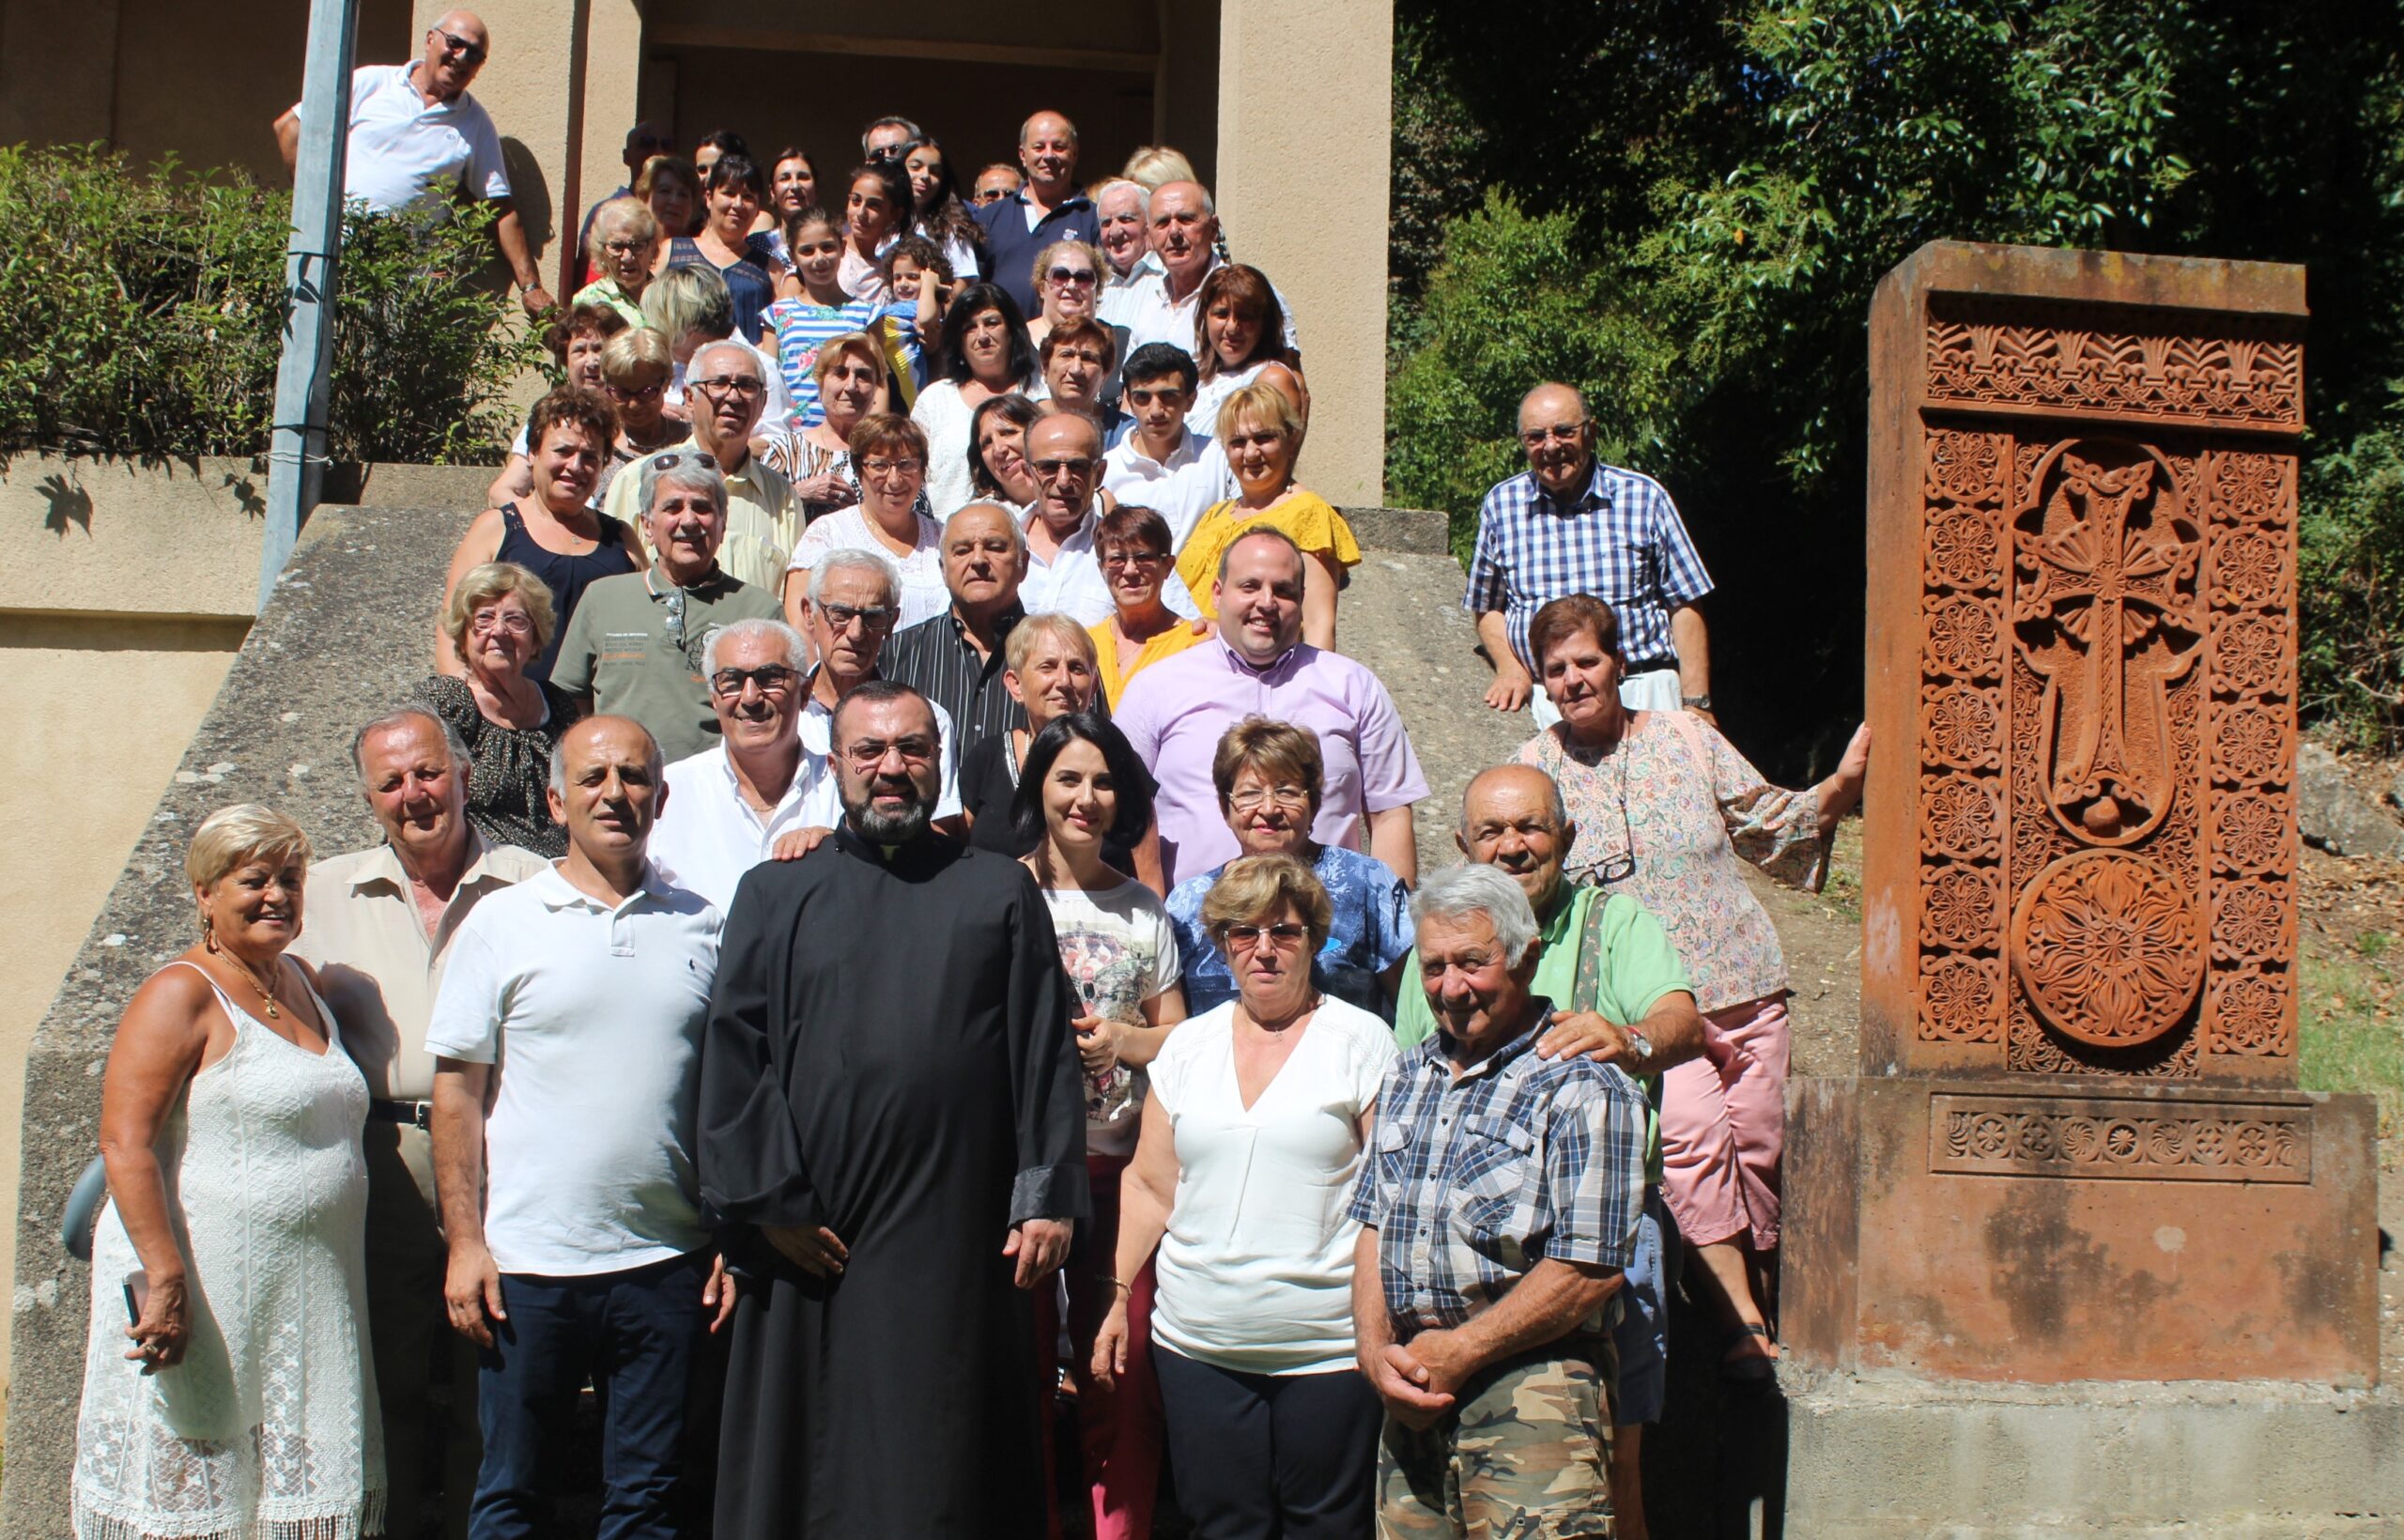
{"left": 1117, "top": 179, "right": 1301, "bottom": 363}
{"left": 555, "top": 453, "right": 783, "bottom": 762}
{"left": 1348, "top": 860, "right": 1662, "bottom": 1540}
{"left": 649, "top": 618, "right": 816, "bottom": 911}
{"left": 601, "top": 336, "right": 800, "bottom": 592}
{"left": 1094, "top": 177, "right": 1159, "bottom": 325}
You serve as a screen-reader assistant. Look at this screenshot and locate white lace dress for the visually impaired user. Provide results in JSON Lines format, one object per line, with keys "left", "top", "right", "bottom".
{"left": 73, "top": 963, "right": 385, "bottom": 1540}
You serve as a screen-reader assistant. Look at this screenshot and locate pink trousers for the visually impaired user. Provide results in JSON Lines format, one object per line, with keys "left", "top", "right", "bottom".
{"left": 1036, "top": 1152, "right": 1164, "bottom": 1540}
{"left": 1659, "top": 993, "right": 1790, "bottom": 1251}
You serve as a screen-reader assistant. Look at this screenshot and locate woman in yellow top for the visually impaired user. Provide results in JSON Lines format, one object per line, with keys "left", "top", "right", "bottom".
{"left": 1174, "top": 377, "right": 1360, "bottom": 653}
{"left": 1089, "top": 504, "right": 1210, "bottom": 708}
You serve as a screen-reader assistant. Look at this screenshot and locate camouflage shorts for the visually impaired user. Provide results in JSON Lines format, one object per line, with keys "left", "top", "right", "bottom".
{"left": 1376, "top": 1338, "right": 1617, "bottom": 1539}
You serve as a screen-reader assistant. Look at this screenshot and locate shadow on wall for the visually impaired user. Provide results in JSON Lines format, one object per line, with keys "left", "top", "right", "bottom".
{"left": 7, "top": 458, "right": 268, "bottom": 542}
{"left": 500, "top": 136, "right": 552, "bottom": 274}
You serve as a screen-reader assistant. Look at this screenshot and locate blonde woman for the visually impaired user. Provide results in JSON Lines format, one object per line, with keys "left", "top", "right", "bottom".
{"left": 74, "top": 806, "right": 383, "bottom": 1540}
{"left": 1174, "top": 380, "right": 1359, "bottom": 653}
{"left": 418, "top": 562, "right": 586, "bottom": 857}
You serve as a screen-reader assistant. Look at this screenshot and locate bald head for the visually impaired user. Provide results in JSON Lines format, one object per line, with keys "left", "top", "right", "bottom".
{"left": 421, "top": 10, "right": 490, "bottom": 100}
{"left": 1517, "top": 382, "right": 1595, "bottom": 495}
{"left": 1456, "top": 764, "right": 1575, "bottom": 915}
{"left": 1148, "top": 181, "right": 1218, "bottom": 286}
{"left": 1019, "top": 111, "right": 1079, "bottom": 198}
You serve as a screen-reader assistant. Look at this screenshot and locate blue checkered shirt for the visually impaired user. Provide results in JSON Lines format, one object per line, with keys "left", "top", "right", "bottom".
{"left": 1344, "top": 1003, "right": 1648, "bottom": 1333}
{"left": 1464, "top": 462, "right": 1715, "bottom": 676}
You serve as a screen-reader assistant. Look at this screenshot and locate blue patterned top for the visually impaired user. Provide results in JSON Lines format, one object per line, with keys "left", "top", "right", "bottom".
{"left": 1166, "top": 843, "right": 1411, "bottom": 1021}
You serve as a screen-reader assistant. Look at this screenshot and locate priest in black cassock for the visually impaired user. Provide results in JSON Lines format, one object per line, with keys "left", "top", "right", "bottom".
{"left": 698, "top": 678, "right": 1088, "bottom": 1538}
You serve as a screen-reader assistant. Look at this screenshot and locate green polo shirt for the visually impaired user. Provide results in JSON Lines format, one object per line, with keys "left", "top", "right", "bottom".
{"left": 1393, "top": 883, "right": 1687, "bottom": 1185}
{"left": 551, "top": 567, "right": 781, "bottom": 763}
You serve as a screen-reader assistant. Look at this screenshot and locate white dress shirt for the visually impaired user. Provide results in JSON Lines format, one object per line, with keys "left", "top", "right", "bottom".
{"left": 1116, "top": 255, "right": 1302, "bottom": 361}
{"left": 649, "top": 744, "right": 821, "bottom": 911}
{"left": 797, "top": 676, "right": 964, "bottom": 825}
{"left": 1019, "top": 502, "right": 1203, "bottom": 626}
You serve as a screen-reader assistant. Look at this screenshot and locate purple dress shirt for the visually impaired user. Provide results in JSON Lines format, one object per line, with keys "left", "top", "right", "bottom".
{"left": 1113, "top": 638, "right": 1430, "bottom": 886}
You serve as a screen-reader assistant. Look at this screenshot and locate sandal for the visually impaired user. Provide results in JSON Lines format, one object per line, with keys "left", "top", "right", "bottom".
{"left": 1720, "top": 1321, "right": 1779, "bottom": 1385}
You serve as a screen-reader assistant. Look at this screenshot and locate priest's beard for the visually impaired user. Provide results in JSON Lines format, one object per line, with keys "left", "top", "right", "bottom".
{"left": 843, "top": 774, "right": 934, "bottom": 844}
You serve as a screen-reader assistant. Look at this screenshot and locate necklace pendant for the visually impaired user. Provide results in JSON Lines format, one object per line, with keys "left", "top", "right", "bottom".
{"left": 260, "top": 998, "right": 281, "bottom": 1019}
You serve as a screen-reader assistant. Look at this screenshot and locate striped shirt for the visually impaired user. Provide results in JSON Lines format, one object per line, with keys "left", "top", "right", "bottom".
{"left": 763, "top": 296, "right": 915, "bottom": 429}
{"left": 1464, "top": 461, "right": 1714, "bottom": 675}
{"left": 880, "top": 605, "right": 1026, "bottom": 757}
{"left": 1345, "top": 1006, "right": 1648, "bottom": 1333}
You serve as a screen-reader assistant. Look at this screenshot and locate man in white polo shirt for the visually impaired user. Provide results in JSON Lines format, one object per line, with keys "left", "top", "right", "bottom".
{"left": 426, "top": 715, "right": 734, "bottom": 1540}
{"left": 273, "top": 9, "right": 553, "bottom": 316}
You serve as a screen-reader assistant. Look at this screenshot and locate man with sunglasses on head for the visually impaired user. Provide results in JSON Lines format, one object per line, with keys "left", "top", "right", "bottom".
{"left": 554, "top": 453, "right": 782, "bottom": 764}
{"left": 274, "top": 10, "right": 553, "bottom": 316}
{"left": 1388, "top": 763, "right": 1703, "bottom": 1540}
{"left": 1467, "top": 382, "right": 1716, "bottom": 727}
{"left": 602, "top": 339, "right": 799, "bottom": 593}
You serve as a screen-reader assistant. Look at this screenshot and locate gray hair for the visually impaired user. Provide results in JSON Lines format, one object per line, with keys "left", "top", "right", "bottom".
{"left": 547, "top": 716, "right": 666, "bottom": 800}
{"left": 639, "top": 262, "right": 732, "bottom": 342}
{"left": 689, "top": 336, "right": 762, "bottom": 385}
{"left": 703, "top": 616, "right": 808, "bottom": 677}
{"left": 1410, "top": 862, "right": 1542, "bottom": 966}
{"left": 351, "top": 706, "right": 471, "bottom": 785}
{"left": 638, "top": 452, "right": 729, "bottom": 519}
{"left": 1456, "top": 765, "right": 1570, "bottom": 839}
{"left": 809, "top": 546, "right": 903, "bottom": 609}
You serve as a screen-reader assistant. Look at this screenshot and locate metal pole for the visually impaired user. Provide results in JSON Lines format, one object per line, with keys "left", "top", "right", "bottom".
{"left": 259, "top": 0, "right": 361, "bottom": 610}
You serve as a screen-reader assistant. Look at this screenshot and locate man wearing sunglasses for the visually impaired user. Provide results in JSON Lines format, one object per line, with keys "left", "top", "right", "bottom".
{"left": 1388, "top": 762, "right": 1704, "bottom": 1540}
{"left": 273, "top": 10, "right": 553, "bottom": 316}
{"left": 1015, "top": 410, "right": 1199, "bottom": 626}
{"left": 1466, "top": 381, "right": 1716, "bottom": 726}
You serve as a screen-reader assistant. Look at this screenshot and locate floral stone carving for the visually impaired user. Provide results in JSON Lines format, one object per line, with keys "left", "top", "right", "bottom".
{"left": 2011, "top": 850, "right": 2205, "bottom": 1049}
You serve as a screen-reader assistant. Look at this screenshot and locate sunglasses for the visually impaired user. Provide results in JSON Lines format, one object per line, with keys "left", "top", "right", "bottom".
{"left": 432, "top": 27, "right": 486, "bottom": 64}
{"left": 710, "top": 664, "right": 798, "bottom": 697}
{"left": 1047, "top": 268, "right": 1099, "bottom": 285}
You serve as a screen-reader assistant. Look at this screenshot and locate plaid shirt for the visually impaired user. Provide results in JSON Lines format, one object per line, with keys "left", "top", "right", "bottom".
{"left": 1345, "top": 1002, "right": 1648, "bottom": 1333}
{"left": 1463, "top": 461, "right": 1714, "bottom": 676}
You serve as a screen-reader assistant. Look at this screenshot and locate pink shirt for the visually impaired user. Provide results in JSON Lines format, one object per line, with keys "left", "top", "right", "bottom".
{"left": 1114, "top": 639, "right": 1429, "bottom": 886}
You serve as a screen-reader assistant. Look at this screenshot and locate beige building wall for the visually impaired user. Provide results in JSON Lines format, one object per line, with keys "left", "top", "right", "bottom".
{"left": 1215, "top": 0, "right": 1392, "bottom": 506}
{"left": 0, "top": 456, "right": 262, "bottom": 1394}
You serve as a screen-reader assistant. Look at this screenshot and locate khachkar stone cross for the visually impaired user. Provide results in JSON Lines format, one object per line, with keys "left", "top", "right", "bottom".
{"left": 1787, "top": 242, "right": 2375, "bottom": 1388}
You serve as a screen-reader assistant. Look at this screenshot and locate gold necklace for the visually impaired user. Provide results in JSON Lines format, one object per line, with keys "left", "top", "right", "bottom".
{"left": 204, "top": 929, "right": 283, "bottom": 1019}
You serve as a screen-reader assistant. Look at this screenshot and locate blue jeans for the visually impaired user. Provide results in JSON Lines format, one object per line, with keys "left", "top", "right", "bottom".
{"left": 469, "top": 1250, "right": 713, "bottom": 1540}
{"left": 1610, "top": 1189, "right": 1678, "bottom": 1426}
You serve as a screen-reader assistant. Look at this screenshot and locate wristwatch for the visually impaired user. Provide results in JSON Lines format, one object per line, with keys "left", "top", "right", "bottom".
{"left": 1682, "top": 694, "right": 1714, "bottom": 711}
{"left": 1625, "top": 1028, "right": 1655, "bottom": 1065}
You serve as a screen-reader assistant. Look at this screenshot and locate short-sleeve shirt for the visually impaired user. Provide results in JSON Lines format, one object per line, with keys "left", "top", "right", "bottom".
{"left": 787, "top": 504, "right": 951, "bottom": 630}
{"left": 1114, "top": 638, "right": 1429, "bottom": 886}
{"left": 549, "top": 568, "right": 782, "bottom": 763}
{"left": 1347, "top": 1007, "right": 1649, "bottom": 1333}
{"left": 1035, "top": 879, "right": 1182, "bottom": 1159}
{"left": 423, "top": 865, "right": 719, "bottom": 1275}
{"left": 1147, "top": 996, "right": 1397, "bottom": 1375}
{"left": 303, "top": 63, "right": 510, "bottom": 215}
{"left": 648, "top": 744, "right": 821, "bottom": 914}
{"left": 764, "top": 295, "right": 903, "bottom": 427}
{"left": 1464, "top": 461, "right": 1715, "bottom": 675}
{"left": 1167, "top": 844, "right": 1410, "bottom": 1020}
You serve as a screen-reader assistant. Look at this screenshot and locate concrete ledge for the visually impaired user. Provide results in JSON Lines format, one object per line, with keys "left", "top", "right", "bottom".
{"left": 2, "top": 504, "right": 470, "bottom": 1540}
{"left": 1342, "top": 505, "right": 1452, "bottom": 557}
{"left": 321, "top": 462, "right": 498, "bottom": 511}
{"left": 0, "top": 454, "right": 267, "bottom": 621}
{"left": 1787, "top": 1366, "right": 2404, "bottom": 1537}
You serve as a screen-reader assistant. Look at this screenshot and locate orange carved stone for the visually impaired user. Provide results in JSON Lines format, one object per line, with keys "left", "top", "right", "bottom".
{"left": 2011, "top": 850, "right": 2205, "bottom": 1048}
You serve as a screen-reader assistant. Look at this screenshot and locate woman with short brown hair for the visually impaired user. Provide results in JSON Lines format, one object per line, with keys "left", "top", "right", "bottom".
{"left": 782, "top": 411, "right": 949, "bottom": 633}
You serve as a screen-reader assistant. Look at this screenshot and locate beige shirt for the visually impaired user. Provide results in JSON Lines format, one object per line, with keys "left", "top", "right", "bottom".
{"left": 602, "top": 437, "right": 801, "bottom": 593}
{"left": 290, "top": 834, "right": 551, "bottom": 1101}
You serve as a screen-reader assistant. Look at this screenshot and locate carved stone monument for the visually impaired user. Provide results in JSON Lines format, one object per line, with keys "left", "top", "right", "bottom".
{"left": 1786, "top": 242, "right": 2379, "bottom": 1389}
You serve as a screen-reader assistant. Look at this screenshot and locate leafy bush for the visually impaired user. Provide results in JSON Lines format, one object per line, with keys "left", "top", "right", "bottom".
{"left": 2300, "top": 394, "right": 2404, "bottom": 751}
{"left": 0, "top": 144, "right": 537, "bottom": 465}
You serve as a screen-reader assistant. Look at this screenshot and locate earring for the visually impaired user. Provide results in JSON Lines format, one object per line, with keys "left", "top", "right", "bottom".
{"left": 201, "top": 920, "right": 222, "bottom": 955}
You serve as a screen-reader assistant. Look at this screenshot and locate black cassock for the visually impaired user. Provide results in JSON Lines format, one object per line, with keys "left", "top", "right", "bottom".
{"left": 699, "top": 829, "right": 1088, "bottom": 1538}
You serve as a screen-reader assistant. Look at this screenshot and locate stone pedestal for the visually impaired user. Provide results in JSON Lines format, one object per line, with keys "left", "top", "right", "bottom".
{"left": 1790, "top": 240, "right": 2379, "bottom": 1389}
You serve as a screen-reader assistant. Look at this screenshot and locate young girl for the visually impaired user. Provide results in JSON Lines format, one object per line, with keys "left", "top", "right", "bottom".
{"left": 762, "top": 206, "right": 922, "bottom": 429}
{"left": 839, "top": 160, "right": 911, "bottom": 301}
{"left": 882, "top": 236, "right": 954, "bottom": 393}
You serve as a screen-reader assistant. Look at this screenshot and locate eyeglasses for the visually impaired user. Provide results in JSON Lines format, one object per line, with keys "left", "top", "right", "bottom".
{"left": 468, "top": 609, "right": 534, "bottom": 636}
{"left": 1223, "top": 922, "right": 1308, "bottom": 950}
{"left": 1031, "top": 456, "right": 1095, "bottom": 481}
{"left": 1046, "top": 268, "right": 1099, "bottom": 286}
{"left": 1519, "top": 422, "right": 1590, "bottom": 448}
{"left": 433, "top": 27, "right": 486, "bottom": 63}
{"left": 1228, "top": 784, "right": 1310, "bottom": 811}
{"left": 693, "top": 376, "right": 765, "bottom": 397}
{"left": 608, "top": 381, "right": 667, "bottom": 401}
{"left": 818, "top": 602, "right": 896, "bottom": 633}
{"left": 710, "top": 664, "right": 798, "bottom": 697}
{"left": 859, "top": 457, "right": 924, "bottom": 478}
{"left": 1100, "top": 549, "right": 1167, "bottom": 569}
{"left": 841, "top": 735, "right": 937, "bottom": 768}
{"left": 601, "top": 239, "right": 651, "bottom": 257}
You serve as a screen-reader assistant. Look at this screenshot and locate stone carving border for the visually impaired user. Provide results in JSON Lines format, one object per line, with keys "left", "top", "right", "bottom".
{"left": 1925, "top": 297, "right": 2304, "bottom": 429}
{"left": 1929, "top": 1092, "right": 2311, "bottom": 1182}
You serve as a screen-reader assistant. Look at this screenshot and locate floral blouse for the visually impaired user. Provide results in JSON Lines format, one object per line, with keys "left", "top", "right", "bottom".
{"left": 1519, "top": 711, "right": 1825, "bottom": 1011}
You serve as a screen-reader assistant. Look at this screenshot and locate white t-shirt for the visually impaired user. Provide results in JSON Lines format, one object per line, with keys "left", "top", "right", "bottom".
{"left": 1145, "top": 995, "right": 1396, "bottom": 1374}
{"left": 787, "top": 505, "right": 952, "bottom": 630}
{"left": 1035, "top": 879, "right": 1182, "bottom": 1159}
{"left": 423, "top": 865, "right": 718, "bottom": 1275}
{"left": 301, "top": 63, "right": 510, "bottom": 216}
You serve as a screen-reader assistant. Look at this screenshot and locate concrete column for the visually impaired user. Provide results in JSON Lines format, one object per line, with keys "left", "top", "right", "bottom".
{"left": 1214, "top": 0, "right": 1391, "bottom": 506}
{"left": 569, "top": 0, "right": 644, "bottom": 286}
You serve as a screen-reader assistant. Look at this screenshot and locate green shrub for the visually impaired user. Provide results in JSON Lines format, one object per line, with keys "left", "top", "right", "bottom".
{"left": 2298, "top": 396, "right": 2404, "bottom": 752}
{"left": 0, "top": 143, "right": 537, "bottom": 466}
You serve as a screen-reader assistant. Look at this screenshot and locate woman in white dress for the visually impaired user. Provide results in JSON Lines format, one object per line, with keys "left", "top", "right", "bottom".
{"left": 74, "top": 805, "right": 383, "bottom": 1540}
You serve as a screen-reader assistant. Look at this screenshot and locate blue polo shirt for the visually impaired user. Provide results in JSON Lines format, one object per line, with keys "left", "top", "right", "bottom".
{"left": 973, "top": 190, "right": 1101, "bottom": 315}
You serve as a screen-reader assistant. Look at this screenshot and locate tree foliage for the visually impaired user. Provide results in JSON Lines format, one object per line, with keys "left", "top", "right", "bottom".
{"left": 1391, "top": 0, "right": 2404, "bottom": 772}
{"left": 0, "top": 144, "right": 539, "bottom": 467}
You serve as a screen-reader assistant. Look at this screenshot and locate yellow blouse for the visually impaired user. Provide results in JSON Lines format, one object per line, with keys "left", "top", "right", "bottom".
{"left": 1089, "top": 615, "right": 1211, "bottom": 709}
{"left": 1174, "top": 490, "right": 1363, "bottom": 620}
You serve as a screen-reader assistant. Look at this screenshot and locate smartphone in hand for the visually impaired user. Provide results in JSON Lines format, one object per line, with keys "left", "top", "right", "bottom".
{"left": 123, "top": 1269, "right": 149, "bottom": 1325}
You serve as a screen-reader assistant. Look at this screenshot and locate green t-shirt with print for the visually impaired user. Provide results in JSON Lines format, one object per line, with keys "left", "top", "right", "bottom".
{"left": 550, "top": 568, "right": 781, "bottom": 763}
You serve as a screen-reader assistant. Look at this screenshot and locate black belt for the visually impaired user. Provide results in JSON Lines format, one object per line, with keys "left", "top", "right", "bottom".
{"left": 1622, "top": 657, "right": 1678, "bottom": 675}
{"left": 368, "top": 1098, "right": 432, "bottom": 1130}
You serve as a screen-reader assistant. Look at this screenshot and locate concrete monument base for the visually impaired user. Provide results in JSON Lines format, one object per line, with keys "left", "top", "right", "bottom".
{"left": 1785, "top": 1364, "right": 2404, "bottom": 1537}
{"left": 1785, "top": 1075, "right": 2381, "bottom": 1384}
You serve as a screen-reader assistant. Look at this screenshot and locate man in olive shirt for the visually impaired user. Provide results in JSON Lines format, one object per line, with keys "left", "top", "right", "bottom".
{"left": 554, "top": 454, "right": 781, "bottom": 762}
{"left": 290, "top": 706, "right": 549, "bottom": 1540}
{"left": 1390, "top": 764, "right": 1701, "bottom": 1539}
